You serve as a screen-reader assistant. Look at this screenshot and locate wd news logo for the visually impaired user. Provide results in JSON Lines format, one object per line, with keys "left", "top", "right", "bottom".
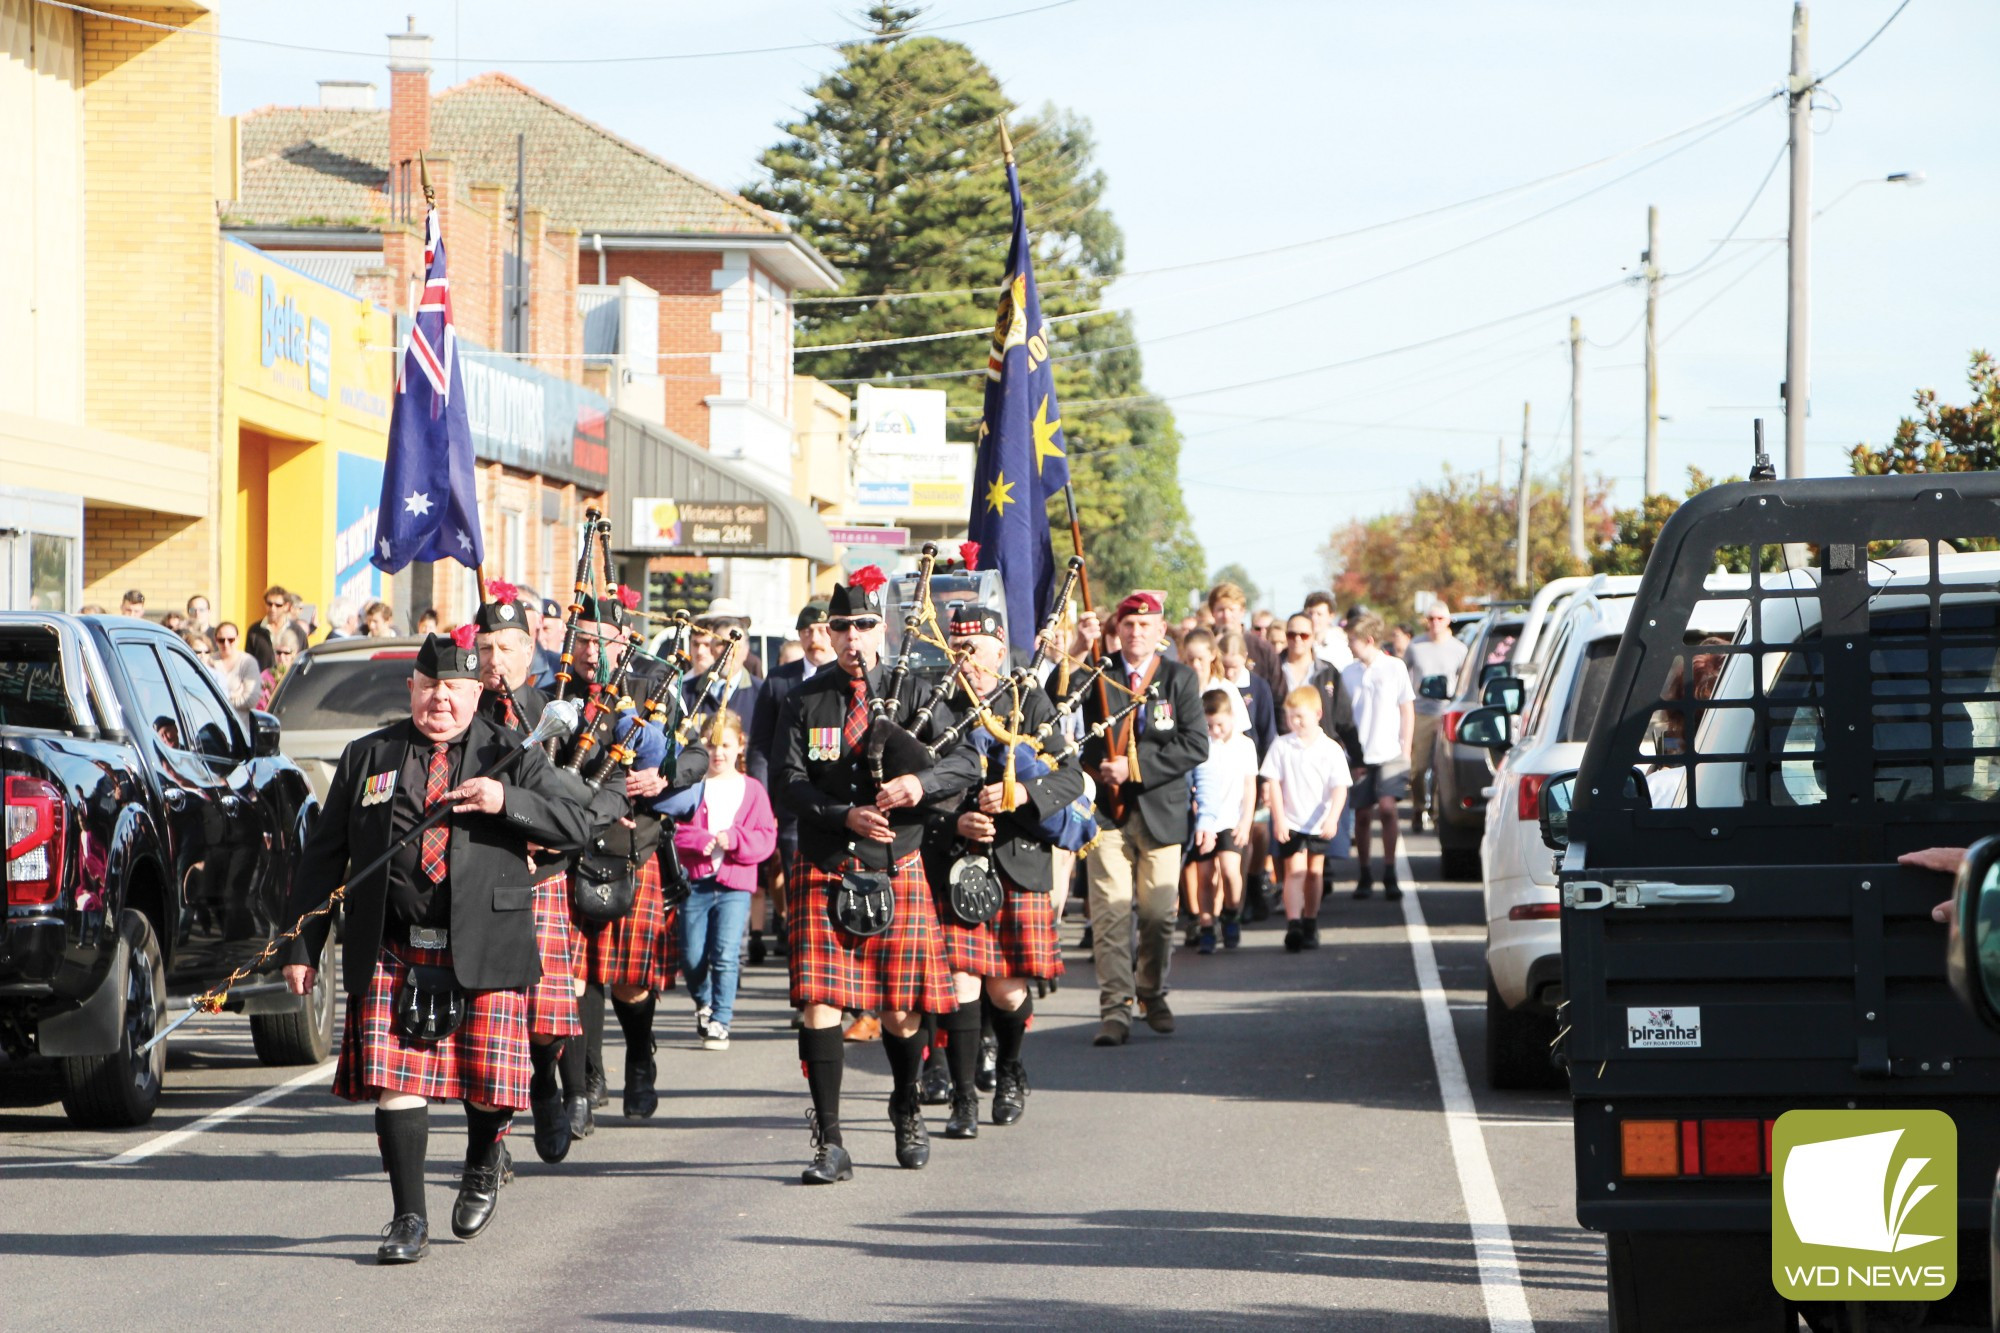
{"left": 1771, "top": 1110, "right": 1956, "bottom": 1301}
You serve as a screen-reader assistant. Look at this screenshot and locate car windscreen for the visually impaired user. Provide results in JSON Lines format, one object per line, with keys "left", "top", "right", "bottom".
{"left": 0, "top": 628, "right": 75, "bottom": 731}
{"left": 268, "top": 652, "right": 413, "bottom": 732}
{"left": 1560, "top": 638, "right": 1620, "bottom": 743}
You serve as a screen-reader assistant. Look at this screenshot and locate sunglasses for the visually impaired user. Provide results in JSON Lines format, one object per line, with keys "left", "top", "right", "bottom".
{"left": 266, "top": 601, "right": 288, "bottom": 610}
{"left": 1286, "top": 630, "right": 1312, "bottom": 639}
{"left": 216, "top": 635, "right": 237, "bottom": 644}
{"left": 828, "top": 616, "right": 881, "bottom": 633}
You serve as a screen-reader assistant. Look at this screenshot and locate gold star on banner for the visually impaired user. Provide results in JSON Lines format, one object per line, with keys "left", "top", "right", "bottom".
{"left": 985, "top": 472, "right": 1016, "bottom": 516}
{"left": 1032, "top": 395, "right": 1065, "bottom": 474}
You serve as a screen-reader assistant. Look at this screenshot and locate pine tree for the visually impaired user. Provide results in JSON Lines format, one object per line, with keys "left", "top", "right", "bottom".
{"left": 745, "top": 4, "right": 1204, "bottom": 608}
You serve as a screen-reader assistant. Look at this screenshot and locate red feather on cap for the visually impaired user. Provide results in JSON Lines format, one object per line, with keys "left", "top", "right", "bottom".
{"left": 616, "top": 584, "right": 641, "bottom": 610}
{"left": 959, "top": 541, "right": 980, "bottom": 571}
{"left": 849, "top": 565, "right": 887, "bottom": 594}
{"left": 487, "top": 579, "right": 518, "bottom": 605}
{"left": 450, "top": 623, "right": 478, "bottom": 649}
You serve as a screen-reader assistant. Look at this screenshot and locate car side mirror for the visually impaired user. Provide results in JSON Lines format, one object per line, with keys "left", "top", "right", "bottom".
{"left": 1481, "top": 675, "right": 1525, "bottom": 715}
{"left": 1949, "top": 834, "right": 2000, "bottom": 1031}
{"left": 1457, "top": 704, "right": 1510, "bottom": 754}
{"left": 1539, "top": 770, "right": 1577, "bottom": 850}
{"left": 250, "top": 709, "right": 282, "bottom": 759}
{"left": 1479, "top": 662, "right": 1507, "bottom": 686}
{"left": 1418, "top": 674, "right": 1452, "bottom": 701}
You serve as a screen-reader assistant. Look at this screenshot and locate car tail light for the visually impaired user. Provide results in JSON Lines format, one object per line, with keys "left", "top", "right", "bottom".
{"left": 371, "top": 650, "right": 418, "bottom": 660}
{"left": 1440, "top": 707, "right": 1468, "bottom": 745}
{"left": 1506, "top": 902, "right": 1560, "bottom": 921}
{"left": 1517, "top": 772, "right": 1547, "bottom": 821}
{"left": 1617, "top": 1117, "right": 1775, "bottom": 1179}
{"left": 5, "top": 775, "right": 65, "bottom": 906}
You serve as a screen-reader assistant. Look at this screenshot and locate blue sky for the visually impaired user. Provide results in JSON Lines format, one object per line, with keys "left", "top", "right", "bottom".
{"left": 215, "top": 0, "right": 1997, "bottom": 613}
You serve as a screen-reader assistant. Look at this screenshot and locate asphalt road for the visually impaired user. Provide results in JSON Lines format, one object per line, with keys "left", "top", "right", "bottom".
{"left": 0, "top": 834, "right": 1609, "bottom": 1331}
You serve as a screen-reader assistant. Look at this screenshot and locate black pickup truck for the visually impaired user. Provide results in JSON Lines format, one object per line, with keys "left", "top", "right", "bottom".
{"left": 1, "top": 613, "right": 325, "bottom": 1127}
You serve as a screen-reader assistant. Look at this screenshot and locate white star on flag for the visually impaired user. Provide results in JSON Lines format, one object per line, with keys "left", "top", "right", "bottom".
{"left": 378, "top": 537, "right": 392, "bottom": 560}
{"left": 403, "top": 491, "right": 433, "bottom": 517}
{"left": 456, "top": 532, "right": 473, "bottom": 553}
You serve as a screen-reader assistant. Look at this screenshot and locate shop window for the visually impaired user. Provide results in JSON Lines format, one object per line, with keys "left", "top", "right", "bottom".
{"left": 29, "top": 533, "right": 71, "bottom": 612}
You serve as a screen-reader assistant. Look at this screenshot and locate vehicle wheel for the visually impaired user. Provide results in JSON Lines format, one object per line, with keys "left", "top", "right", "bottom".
{"left": 1485, "top": 973, "right": 1564, "bottom": 1090}
{"left": 58, "top": 910, "right": 167, "bottom": 1129}
{"left": 1607, "top": 1231, "right": 1792, "bottom": 1332}
{"left": 1440, "top": 846, "right": 1481, "bottom": 880}
{"left": 251, "top": 935, "right": 336, "bottom": 1065}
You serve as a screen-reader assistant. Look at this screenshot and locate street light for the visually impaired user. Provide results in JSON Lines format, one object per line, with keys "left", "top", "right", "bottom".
{"left": 1817, "top": 169, "right": 1927, "bottom": 218}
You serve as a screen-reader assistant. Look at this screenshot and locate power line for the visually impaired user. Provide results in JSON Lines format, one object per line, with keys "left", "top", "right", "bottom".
{"left": 1816, "top": 0, "right": 1916, "bottom": 86}
{"left": 1663, "top": 138, "right": 1790, "bottom": 280}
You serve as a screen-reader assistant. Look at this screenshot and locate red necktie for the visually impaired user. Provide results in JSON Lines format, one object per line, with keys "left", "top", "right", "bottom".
{"left": 500, "top": 695, "right": 518, "bottom": 728}
{"left": 842, "top": 675, "right": 869, "bottom": 750}
{"left": 420, "top": 742, "right": 449, "bottom": 884}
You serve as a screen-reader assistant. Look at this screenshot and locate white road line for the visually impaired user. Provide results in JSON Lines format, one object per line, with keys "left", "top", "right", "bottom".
{"left": 81, "top": 1060, "right": 335, "bottom": 1168}
{"left": 1398, "top": 845, "right": 1536, "bottom": 1333}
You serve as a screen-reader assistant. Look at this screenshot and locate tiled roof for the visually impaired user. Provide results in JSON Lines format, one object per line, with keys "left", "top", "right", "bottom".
{"left": 233, "top": 73, "right": 782, "bottom": 236}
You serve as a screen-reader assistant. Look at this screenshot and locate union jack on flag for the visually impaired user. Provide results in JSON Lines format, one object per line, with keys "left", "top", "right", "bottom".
{"left": 371, "top": 206, "right": 483, "bottom": 574}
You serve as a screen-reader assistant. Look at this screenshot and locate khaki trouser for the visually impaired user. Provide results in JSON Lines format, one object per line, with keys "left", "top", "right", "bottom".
{"left": 1411, "top": 712, "right": 1442, "bottom": 821}
{"left": 1086, "top": 818, "right": 1183, "bottom": 1023}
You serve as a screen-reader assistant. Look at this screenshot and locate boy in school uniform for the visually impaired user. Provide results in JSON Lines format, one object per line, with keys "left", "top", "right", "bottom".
{"left": 1189, "top": 689, "right": 1258, "bottom": 953}
{"left": 1260, "top": 686, "right": 1353, "bottom": 953}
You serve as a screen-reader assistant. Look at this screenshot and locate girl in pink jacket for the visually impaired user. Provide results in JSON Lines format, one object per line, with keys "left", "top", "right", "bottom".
{"left": 673, "top": 715, "right": 777, "bottom": 1049}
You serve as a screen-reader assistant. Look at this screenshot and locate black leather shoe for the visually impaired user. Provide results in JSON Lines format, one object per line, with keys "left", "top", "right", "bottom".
{"left": 944, "top": 1092, "right": 979, "bottom": 1139}
{"left": 623, "top": 1046, "right": 658, "bottom": 1119}
{"left": 889, "top": 1087, "right": 931, "bottom": 1169}
{"left": 451, "top": 1164, "right": 503, "bottom": 1240}
{"left": 377, "top": 1212, "right": 427, "bottom": 1264}
{"left": 801, "top": 1110, "right": 852, "bottom": 1185}
{"left": 530, "top": 1094, "right": 572, "bottom": 1164}
{"left": 975, "top": 1034, "right": 998, "bottom": 1092}
{"left": 585, "top": 1062, "right": 609, "bottom": 1109}
{"left": 566, "top": 1094, "right": 595, "bottom": 1140}
{"left": 992, "top": 1059, "right": 1028, "bottom": 1125}
{"left": 919, "top": 1061, "right": 953, "bottom": 1106}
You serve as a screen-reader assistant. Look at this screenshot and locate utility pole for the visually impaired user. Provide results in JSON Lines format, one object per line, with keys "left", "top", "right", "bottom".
{"left": 1569, "top": 316, "right": 1586, "bottom": 561}
{"left": 1496, "top": 437, "right": 1505, "bottom": 492}
{"left": 1783, "top": 2, "right": 1812, "bottom": 478}
{"left": 1643, "top": 206, "right": 1661, "bottom": 497}
{"left": 1515, "top": 403, "right": 1531, "bottom": 592}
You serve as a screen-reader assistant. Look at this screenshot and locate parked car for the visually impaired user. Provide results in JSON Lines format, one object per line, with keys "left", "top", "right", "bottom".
{"left": 266, "top": 636, "right": 424, "bottom": 804}
{"left": 0, "top": 613, "right": 324, "bottom": 1127}
{"left": 1427, "top": 605, "right": 1526, "bottom": 879}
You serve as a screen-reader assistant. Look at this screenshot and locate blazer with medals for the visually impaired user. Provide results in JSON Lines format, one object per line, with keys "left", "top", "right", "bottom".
{"left": 1067, "top": 650, "right": 1210, "bottom": 846}
{"left": 777, "top": 663, "right": 982, "bottom": 874}
{"left": 285, "top": 713, "right": 594, "bottom": 996}
{"left": 922, "top": 680, "right": 1085, "bottom": 894}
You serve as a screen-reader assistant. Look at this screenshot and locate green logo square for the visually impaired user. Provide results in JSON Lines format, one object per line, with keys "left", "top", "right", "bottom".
{"left": 1772, "top": 1109, "right": 1957, "bottom": 1301}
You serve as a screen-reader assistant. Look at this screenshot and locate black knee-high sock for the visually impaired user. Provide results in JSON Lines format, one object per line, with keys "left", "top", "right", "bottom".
{"left": 799, "top": 1024, "right": 844, "bottom": 1145}
{"left": 580, "top": 982, "right": 607, "bottom": 1073}
{"left": 463, "top": 1104, "right": 513, "bottom": 1170}
{"left": 919, "top": 1011, "right": 944, "bottom": 1070}
{"left": 991, "top": 993, "right": 1033, "bottom": 1066}
{"left": 556, "top": 1035, "right": 586, "bottom": 1099}
{"left": 980, "top": 991, "right": 996, "bottom": 1042}
{"left": 881, "top": 1026, "right": 925, "bottom": 1091}
{"left": 940, "top": 1005, "right": 982, "bottom": 1095}
{"left": 529, "top": 1040, "right": 560, "bottom": 1100}
{"left": 376, "top": 1105, "right": 428, "bottom": 1219}
{"left": 612, "top": 994, "right": 656, "bottom": 1057}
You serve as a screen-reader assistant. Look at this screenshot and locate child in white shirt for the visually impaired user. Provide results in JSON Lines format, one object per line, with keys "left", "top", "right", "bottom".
{"left": 1189, "top": 689, "right": 1258, "bottom": 953}
{"left": 1260, "top": 685, "right": 1353, "bottom": 952}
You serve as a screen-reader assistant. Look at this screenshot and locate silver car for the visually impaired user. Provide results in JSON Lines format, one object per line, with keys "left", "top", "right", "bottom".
{"left": 265, "top": 635, "right": 426, "bottom": 802}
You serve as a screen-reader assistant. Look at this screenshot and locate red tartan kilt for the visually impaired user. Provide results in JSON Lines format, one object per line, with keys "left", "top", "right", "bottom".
{"left": 939, "top": 871, "right": 1066, "bottom": 980}
{"left": 580, "top": 855, "right": 676, "bottom": 990}
{"left": 787, "top": 852, "right": 956, "bottom": 1015}
{"left": 526, "top": 871, "right": 581, "bottom": 1037}
{"left": 332, "top": 945, "right": 531, "bottom": 1109}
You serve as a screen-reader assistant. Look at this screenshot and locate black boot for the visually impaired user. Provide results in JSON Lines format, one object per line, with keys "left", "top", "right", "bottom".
{"left": 452, "top": 1109, "right": 513, "bottom": 1240}
{"left": 375, "top": 1106, "right": 428, "bottom": 1264}
{"left": 975, "top": 1034, "right": 998, "bottom": 1092}
{"left": 580, "top": 982, "right": 610, "bottom": 1107}
{"left": 623, "top": 1044, "right": 658, "bottom": 1119}
{"left": 528, "top": 1043, "right": 571, "bottom": 1164}
{"left": 801, "top": 1109, "right": 852, "bottom": 1185}
{"left": 992, "top": 1059, "right": 1030, "bottom": 1126}
{"left": 558, "top": 1037, "right": 593, "bottom": 1139}
{"left": 889, "top": 1086, "right": 931, "bottom": 1169}
{"left": 945, "top": 1090, "right": 980, "bottom": 1140}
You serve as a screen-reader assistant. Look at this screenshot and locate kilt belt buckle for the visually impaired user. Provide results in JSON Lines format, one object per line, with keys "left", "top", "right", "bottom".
{"left": 409, "top": 926, "right": 449, "bottom": 950}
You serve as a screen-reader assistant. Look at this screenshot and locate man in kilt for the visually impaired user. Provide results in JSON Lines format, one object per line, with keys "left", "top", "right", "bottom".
{"left": 282, "top": 633, "right": 592, "bottom": 1264}
{"left": 777, "top": 567, "right": 981, "bottom": 1184}
{"left": 922, "top": 606, "right": 1083, "bottom": 1139}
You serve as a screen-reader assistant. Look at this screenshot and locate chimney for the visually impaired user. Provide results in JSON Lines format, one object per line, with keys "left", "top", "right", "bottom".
{"left": 318, "top": 80, "right": 377, "bottom": 109}
{"left": 386, "top": 16, "right": 431, "bottom": 179}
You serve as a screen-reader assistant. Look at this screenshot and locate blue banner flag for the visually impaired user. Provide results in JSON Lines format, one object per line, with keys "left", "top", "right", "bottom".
{"left": 969, "top": 160, "right": 1068, "bottom": 646}
{"left": 372, "top": 207, "right": 483, "bottom": 574}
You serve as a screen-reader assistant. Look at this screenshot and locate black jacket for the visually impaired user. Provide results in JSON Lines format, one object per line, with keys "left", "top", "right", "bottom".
{"left": 778, "top": 662, "right": 981, "bottom": 874}
{"left": 922, "top": 681, "right": 1085, "bottom": 894}
{"left": 1069, "top": 652, "right": 1210, "bottom": 845}
{"left": 286, "top": 714, "right": 593, "bottom": 995}
{"left": 749, "top": 657, "right": 829, "bottom": 809}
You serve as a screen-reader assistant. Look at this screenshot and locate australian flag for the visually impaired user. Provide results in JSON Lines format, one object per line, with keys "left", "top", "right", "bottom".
{"left": 969, "top": 158, "right": 1068, "bottom": 645}
{"left": 372, "top": 207, "right": 483, "bottom": 573}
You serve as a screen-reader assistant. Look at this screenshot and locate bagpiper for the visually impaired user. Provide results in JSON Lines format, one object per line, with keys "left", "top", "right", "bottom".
{"left": 281, "top": 633, "right": 592, "bottom": 1263}
{"left": 775, "top": 567, "right": 980, "bottom": 1183}
{"left": 921, "top": 604, "right": 1085, "bottom": 1137}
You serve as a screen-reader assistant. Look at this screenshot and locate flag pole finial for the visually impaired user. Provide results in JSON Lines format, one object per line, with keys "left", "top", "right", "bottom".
{"left": 997, "top": 119, "right": 1016, "bottom": 167}
{"left": 418, "top": 151, "right": 435, "bottom": 210}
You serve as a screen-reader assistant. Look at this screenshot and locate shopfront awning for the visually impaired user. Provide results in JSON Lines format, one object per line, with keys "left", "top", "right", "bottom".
{"left": 606, "top": 412, "right": 836, "bottom": 565}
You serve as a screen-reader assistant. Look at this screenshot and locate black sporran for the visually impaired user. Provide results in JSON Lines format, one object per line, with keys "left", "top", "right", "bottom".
{"left": 392, "top": 963, "right": 467, "bottom": 1042}
{"left": 829, "top": 866, "right": 895, "bottom": 938}
{"left": 947, "top": 853, "right": 1005, "bottom": 926}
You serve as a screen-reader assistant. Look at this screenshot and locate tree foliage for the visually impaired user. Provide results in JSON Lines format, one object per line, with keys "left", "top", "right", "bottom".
{"left": 1208, "top": 562, "right": 1261, "bottom": 609}
{"left": 1321, "top": 471, "right": 1614, "bottom": 617}
{"left": 1849, "top": 350, "right": 2000, "bottom": 475}
{"left": 1591, "top": 467, "right": 1736, "bottom": 576}
{"left": 745, "top": 4, "right": 1204, "bottom": 609}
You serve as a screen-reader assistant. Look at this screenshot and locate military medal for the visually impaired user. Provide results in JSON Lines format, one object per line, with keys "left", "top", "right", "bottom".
{"left": 808, "top": 726, "right": 840, "bottom": 761}
{"left": 1153, "top": 699, "right": 1174, "bottom": 732}
{"left": 360, "top": 771, "right": 396, "bottom": 806}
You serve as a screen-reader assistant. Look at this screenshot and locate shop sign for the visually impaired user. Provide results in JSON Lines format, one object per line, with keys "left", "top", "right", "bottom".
{"left": 852, "top": 384, "right": 971, "bottom": 514}
{"left": 458, "top": 345, "right": 611, "bottom": 490}
{"left": 260, "top": 274, "right": 332, "bottom": 399}
{"left": 630, "top": 498, "right": 770, "bottom": 551}
{"left": 333, "top": 452, "right": 384, "bottom": 600}
{"left": 828, "top": 525, "right": 910, "bottom": 547}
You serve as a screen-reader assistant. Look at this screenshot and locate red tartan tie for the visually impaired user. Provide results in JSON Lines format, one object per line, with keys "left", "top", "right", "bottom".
{"left": 842, "top": 675, "right": 869, "bottom": 751}
{"left": 420, "top": 742, "right": 450, "bottom": 884}
{"left": 500, "top": 695, "right": 518, "bottom": 728}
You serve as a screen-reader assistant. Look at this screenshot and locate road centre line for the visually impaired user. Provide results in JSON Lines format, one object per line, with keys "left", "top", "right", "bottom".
{"left": 1399, "top": 847, "right": 1536, "bottom": 1333}
{"left": 80, "top": 1060, "right": 336, "bottom": 1168}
